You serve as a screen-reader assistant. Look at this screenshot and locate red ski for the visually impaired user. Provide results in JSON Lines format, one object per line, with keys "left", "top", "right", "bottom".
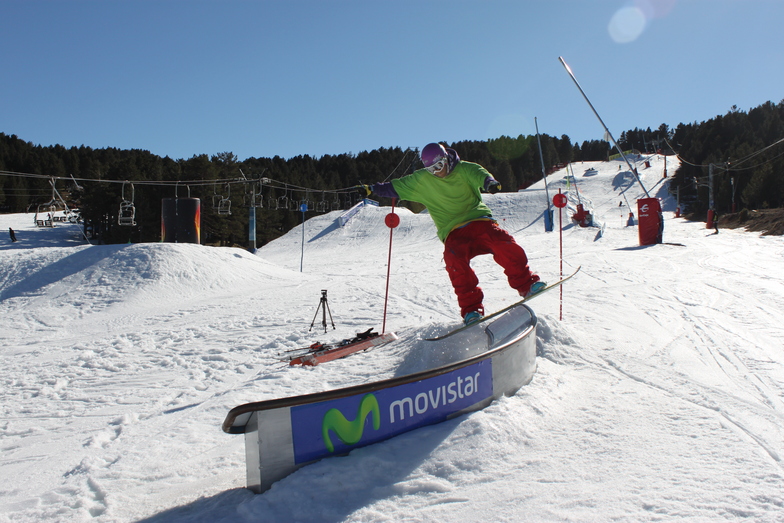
{"left": 287, "top": 330, "right": 398, "bottom": 366}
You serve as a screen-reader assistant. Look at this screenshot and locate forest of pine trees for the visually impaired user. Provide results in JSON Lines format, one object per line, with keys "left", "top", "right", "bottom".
{"left": 1, "top": 98, "right": 783, "bottom": 247}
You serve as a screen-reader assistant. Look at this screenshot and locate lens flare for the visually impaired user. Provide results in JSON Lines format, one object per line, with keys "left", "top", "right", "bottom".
{"left": 608, "top": 0, "right": 676, "bottom": 43}
{"left": 608, "top": 5, "right": 647, "bottom": 43}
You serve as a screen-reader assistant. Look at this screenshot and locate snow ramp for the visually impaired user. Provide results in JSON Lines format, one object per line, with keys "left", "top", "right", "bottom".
{"left": 257, "top": 191, "right": 552, "bottom": 271}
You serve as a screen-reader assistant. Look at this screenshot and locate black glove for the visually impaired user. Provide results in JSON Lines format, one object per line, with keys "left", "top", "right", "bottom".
{"left": 487, "top": 181, "right": 502, "bottom": 194}
{"left": 354, "top": 184, "right": 371, "bottom": 197}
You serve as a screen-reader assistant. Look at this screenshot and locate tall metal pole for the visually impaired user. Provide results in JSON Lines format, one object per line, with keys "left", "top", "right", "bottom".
{"left": 706, "top": 163, "right": 716, "bottom": 229}
{"left": 300, "top": 202, "right": 307, "bottom": 272}
{"left": 535, "top": 117, "right": 552, "bottom": 206}
{"left": 246, "top": 170, "right": 266, "bottom": 253}
{"left": 248, "top": 181, "right": 257, "bottom": 252}
{"left": 731, "top": 175, "right": 736, "bottom": 213}
{"left": 535, "top": 117, "right": 554, "bottom": 232}
{"left": 558, "top": 56, "right": 651, "bottom": 199}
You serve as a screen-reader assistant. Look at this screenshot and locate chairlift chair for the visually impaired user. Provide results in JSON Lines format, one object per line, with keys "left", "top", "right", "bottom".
{"left": 118, "top": 202, "right": 137, "bottom": 226}
{"left": 35, "top": 200, "right": 62, "bottom": 227}
{"left": 218, "top": 198, "right": 232, "bottom": 215}
{"left": 212, "top": 184, "right": 223, "bottom": 211}
{"left": 217, "top": 184, "right": 232, "bottom": 215}
{"left": 118, "top": 182, "right": 137, "bottom": 226}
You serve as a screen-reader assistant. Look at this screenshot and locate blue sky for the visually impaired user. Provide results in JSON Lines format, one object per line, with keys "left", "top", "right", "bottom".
{"left": 2, "top": 0, "right": 783, "bottom": 162}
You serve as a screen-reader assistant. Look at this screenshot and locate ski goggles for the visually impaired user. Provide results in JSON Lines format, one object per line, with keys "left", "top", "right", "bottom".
{"left": 425, "top": 157, "right": 447, "bottom": 174}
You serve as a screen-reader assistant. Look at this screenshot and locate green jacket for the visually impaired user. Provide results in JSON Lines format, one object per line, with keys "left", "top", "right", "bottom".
{"left": 391, "top": 161, "right": 494, "bottom": 242}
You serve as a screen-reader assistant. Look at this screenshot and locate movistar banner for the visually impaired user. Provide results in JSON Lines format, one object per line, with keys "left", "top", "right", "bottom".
{"left": 290, "top": 360, "right": 493, "bottom": 463}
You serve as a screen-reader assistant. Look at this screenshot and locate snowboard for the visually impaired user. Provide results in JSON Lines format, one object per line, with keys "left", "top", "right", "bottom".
{"left": 425, "top": 266, "right": 581, "bottom": 341}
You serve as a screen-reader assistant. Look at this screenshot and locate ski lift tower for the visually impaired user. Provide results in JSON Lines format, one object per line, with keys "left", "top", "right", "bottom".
{"left": 535, "top": 117, "right": 554, "bottom": 232}
{"left": 243, "top": 169, "right": 267, "bottom": 253}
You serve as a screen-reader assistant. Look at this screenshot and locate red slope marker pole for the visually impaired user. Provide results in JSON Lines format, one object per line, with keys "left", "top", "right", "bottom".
{"left": 382, "top": 198, "right": 400, "bottom": 334}
{"left": 553, "top": 190, "right": 568, "bottom": 321}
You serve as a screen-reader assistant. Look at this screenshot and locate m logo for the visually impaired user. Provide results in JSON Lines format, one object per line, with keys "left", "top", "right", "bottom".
{"left": 321, "top": 394, "right": 380, "bottom": 452}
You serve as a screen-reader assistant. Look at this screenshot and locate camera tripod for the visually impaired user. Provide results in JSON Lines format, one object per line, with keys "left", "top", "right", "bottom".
{"left": 309, "top": 289, "right": 336, "bottom": 333}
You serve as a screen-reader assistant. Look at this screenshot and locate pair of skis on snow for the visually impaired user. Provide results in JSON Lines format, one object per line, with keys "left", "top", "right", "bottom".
{"left": 284, "top": 328, "right": 398, "bottom": 366}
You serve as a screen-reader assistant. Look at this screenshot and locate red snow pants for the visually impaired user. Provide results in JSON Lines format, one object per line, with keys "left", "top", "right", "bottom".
{"left": 443, "top": 220, "right": 539, "bottom": 318}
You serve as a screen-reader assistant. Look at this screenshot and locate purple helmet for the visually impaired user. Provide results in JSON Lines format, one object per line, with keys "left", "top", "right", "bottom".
{"left": 421, "top": 143, "right": 448, "bottom": 168}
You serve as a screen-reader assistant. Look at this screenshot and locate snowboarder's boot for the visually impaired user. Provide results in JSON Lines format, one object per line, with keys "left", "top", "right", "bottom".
{"left": 463, "top": 311, "right": 482, "bottom": 325}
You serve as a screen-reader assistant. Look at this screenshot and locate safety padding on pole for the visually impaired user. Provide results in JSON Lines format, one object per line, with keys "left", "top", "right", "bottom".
{"left": 637, "top": 198, "right": 663, "bottom": 246}
{"left": 706, "top": 209, "right": 715, "bottom": 230}
{"left": 161, "top": 198, "right": 201, "bottom": 244}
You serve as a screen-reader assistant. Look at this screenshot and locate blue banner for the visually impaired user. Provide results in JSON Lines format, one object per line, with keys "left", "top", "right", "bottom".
{"left": 290, "top": 360, "right": 493, "bottom": 463}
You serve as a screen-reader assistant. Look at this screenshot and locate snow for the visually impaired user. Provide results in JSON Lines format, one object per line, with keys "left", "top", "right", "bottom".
{"left": 2, "top": 154, "right": 784, "bottom": 522}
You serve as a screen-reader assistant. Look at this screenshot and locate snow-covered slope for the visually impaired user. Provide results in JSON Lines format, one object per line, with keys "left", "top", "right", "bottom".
{"left": 1, "top": 154, "right": 783, "bottom": 522}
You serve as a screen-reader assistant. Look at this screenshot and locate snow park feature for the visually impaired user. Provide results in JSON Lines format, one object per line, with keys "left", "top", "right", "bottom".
{"left": 223, "top": 304, "right": 537, "bottom": 493}
{"left": 2, "top": 153, "right": 784, "bottom": 521}
{"left": 238, "top": 192, "right": 539, "bottom": 491}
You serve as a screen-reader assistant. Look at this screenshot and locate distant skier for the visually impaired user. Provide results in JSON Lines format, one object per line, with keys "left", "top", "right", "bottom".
{"left": 358, "top": 143, "right": 544, "bottom": 325}
{"left": 713, "top": 213, "right": 720, "bottom": 234}
{"left": 9, "top": 227, "right": 17, "bottom": 242}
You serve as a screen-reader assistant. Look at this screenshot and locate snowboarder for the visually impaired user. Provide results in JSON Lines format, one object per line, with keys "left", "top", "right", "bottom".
{"left": 358, "top": 143, "right": 544, "bottom": 325}
{"left": 9, "top": 228, "right": 17, "bottom": 242}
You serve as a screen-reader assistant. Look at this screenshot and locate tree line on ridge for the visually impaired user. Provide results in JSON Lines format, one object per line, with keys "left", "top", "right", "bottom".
{"left": 1, "top": 98, "right": 782, "bottom": 247}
